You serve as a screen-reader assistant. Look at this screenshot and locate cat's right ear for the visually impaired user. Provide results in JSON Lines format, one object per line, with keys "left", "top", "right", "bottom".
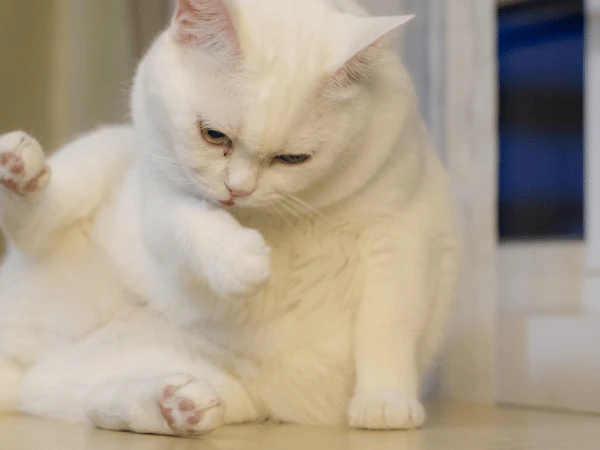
{"left": 327, "top": 15, "right": 414, "bottom": 88}
{"left": 171, "top": 0, "right": 241, "bottom": 61}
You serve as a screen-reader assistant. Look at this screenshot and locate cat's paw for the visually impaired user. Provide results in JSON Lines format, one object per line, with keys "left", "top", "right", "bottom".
{"left": 158, "top": 374, "right": 225, "bottom": 437}
{"left": 348, "top": 390, "right": 426, "bottom": 430}
{"left": 208, "top": 229, "right": 271, "bottom": 298}
{"left": 0, "top": 131, "right": 50, "bottom": 196}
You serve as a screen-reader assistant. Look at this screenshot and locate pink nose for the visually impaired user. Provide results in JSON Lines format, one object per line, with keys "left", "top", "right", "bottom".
{"left": 227, "top": 187, "right": 254, "bottom": 198}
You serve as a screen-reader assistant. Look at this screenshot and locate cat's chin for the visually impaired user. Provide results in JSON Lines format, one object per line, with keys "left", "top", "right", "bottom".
{"left": 218, "top": 197, "right": 263, "bottom": 210}
{"left": 219, "top": 199, "right": 235, "bottom": 208}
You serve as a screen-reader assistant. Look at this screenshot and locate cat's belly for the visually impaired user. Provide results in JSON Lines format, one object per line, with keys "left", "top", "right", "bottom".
{"left": 196, "top": 310, "right": 357, "bottom": 425}
{"left": 254, "top": 319, "right": 356, "bottom": 424}
{"left": 193, "top": 229, "right": 364, "bottom": 424}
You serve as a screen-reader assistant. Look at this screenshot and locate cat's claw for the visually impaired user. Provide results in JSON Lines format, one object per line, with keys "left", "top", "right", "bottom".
{"left": 158, "top": 374, "right": 225, "bottom": 437}
{"left": 348, "top": 390, "right": 426, "bottom": 430}
{"left": 0, "top": 131, "right": 50, "bottom": 196}
{"left": 208, "top": 229, "right": 271, "bottom": 298}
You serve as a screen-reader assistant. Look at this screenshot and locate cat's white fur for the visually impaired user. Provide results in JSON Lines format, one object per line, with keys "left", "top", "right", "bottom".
{"left": 0, "top": 0, "right": 459, "bottom": 437}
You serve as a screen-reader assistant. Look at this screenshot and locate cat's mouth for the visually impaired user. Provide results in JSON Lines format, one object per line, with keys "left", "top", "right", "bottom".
{"left": 219, "top": 199, "right": 235, "bottom": 208}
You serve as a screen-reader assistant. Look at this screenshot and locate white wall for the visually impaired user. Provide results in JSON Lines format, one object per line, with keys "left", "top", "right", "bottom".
{"left": 439, "top": 0, "right": 498, "bottom": 404}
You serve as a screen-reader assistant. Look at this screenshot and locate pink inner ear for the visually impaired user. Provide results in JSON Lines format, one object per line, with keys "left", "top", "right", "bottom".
{"left": 328, "top": 15, "right": 412, "bottom": 89}
{"left": 331, "top": 40, "right": 384, "bottom": 88}
{"left": 334, "top": 47, "right": 373, "bottom": 86}
{"left": 174, "top": 0, "right": 240, "bottom": 58}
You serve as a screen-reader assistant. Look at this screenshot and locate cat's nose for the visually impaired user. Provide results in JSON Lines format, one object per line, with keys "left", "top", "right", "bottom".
{"left": 227, "top": 186, "right": 254, "bottom": 198}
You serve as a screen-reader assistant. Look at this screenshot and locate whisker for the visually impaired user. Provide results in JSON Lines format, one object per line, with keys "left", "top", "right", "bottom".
{"left": 278, "top": 195, "right": 321, "bottom": 221}
{"left": 138, "top": 137, "right": 170, "bottom": 154}
{"left": 278, "top": 199, "right": 301, "bottom": 220}
{"left": 143, "top": 152, "right": 181, "bottom": 167}
{"left": 285, "top": 193, "right": 323, "bottom": 218}
{"left": 272, "top": 203, "right": 295, "bottom": 226}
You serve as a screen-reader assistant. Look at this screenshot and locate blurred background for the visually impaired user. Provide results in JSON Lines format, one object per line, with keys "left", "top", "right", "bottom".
{"left": 0, "top": 0, "right": 598, "bottom": 416}
{"left": 0, "top": 1, "right": 171, "bottom": 150}
{"left": 499, "top": 0, "right": 584, "bottom": 240}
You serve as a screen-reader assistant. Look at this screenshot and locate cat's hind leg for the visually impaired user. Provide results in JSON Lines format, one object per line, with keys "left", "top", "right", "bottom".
{"left": 0, "top": 127, "right": 134, "bottom": 258}
{"left": 20, "top": 311, "right": 264, "bottom": 437}
{"left": 0, "top": 131, "right": 52, "bottom": 256}
{"left": 87, "top": 374, "right": 225, "bottom": 437}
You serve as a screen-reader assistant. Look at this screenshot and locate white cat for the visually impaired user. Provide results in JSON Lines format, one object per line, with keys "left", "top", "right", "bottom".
{"left": 0, "top": 0, "right": 460, "bottom": 438}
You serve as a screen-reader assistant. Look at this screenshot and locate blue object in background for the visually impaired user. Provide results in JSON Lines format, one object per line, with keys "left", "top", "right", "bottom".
{"left": 498, "top": 0, "right": 584, "bottom": 240}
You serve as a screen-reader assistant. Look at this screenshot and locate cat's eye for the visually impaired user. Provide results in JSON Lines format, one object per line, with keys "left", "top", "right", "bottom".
{"left": 200, "top": 126, "right": 232, "bottom": 147}
{"left": 273, "top": 154, "right": 312, "bottom": 165}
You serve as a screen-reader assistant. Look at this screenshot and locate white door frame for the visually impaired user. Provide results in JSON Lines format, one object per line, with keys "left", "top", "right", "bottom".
{"left": 432, "top": 0, "right": 499, "bottom": 404}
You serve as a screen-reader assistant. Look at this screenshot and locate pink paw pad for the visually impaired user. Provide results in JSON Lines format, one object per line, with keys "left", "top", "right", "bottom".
{"left": 159, "top": 386, "right": 207, "bottom": 434}
{"left": 157, "top": 376, "right": 224, "bottom": 437}
{"left": 0, "top": 133, "right": 49, "bottom": 195}
{"left": 0, "top": 178, "right": 19, "bottom": 193}
{"left": 0, "top": 153, "right": 15, "bottom": 166}
{"left": 0, "top": 153, "right": 25, "bottom": 178}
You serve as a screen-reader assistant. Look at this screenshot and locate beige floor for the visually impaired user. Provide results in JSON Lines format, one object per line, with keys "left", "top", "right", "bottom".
{"left": 0, "top": 403, "right": 598, "bottom": 450}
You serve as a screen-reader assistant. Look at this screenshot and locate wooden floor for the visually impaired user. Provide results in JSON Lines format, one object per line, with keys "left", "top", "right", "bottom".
{"left": 1, "top": 403, "right": 598, "bottom": 450}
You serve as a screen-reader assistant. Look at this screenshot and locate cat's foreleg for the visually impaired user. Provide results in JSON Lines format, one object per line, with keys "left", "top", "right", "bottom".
{"left": 20, "top": 313, "right": 264, "bottom": 437}
{"left": 349, "top": 225, "right": 430, "bottom": 430}
{"left": 144, "top": 185, "right": 271, "bottom": 298}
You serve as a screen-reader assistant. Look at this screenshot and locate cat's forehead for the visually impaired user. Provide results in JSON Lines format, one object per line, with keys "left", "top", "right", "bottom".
{"left": 237, "top": 73, "right": 315, "bottom": 156}
{"left": 236, "top": 0, "right": 343, "bottom": 78}
{"left": 232, "top": 2, "right": 344, "bottom": 153}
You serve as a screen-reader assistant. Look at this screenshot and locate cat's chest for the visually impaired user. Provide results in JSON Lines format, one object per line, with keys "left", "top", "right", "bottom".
{"left": 184, "top": 217, "right": 367, "bottom": 360}
{"left": 249, "top": 218, "right": 365, "bottom": 317}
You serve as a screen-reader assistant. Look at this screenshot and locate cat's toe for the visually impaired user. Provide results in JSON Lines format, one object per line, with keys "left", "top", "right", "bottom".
{"left": 0, "top": 132, "right": 49, "bottom": 195}
{"left": 234, "top": 231, "right": 271, "bottom": 287}
{"left": 158, "top": 376, "right": 224, "bottom": 437}
{"left": 348, "top": 390, "right": 425, "bottom": 430}
{"left": 210, "top": 229, "right": 271, "bottom": 298}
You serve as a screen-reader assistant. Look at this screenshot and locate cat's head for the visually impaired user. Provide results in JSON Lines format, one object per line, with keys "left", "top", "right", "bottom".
{"left": 132, "top": 0, "right": 413, "bottom": 212}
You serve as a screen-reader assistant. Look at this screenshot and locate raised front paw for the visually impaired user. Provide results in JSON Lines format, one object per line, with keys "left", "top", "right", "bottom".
{"left": 0, "top": 131, "right": 50, "bottom": 196}
{"left": 158, "top": 374, "right": 225, "bottom": 437}
{"left": 208, "top": 228, "right": 271, "bottom": 298}
{"left": 348, "top": 390, "right": 426, "bottom": 430}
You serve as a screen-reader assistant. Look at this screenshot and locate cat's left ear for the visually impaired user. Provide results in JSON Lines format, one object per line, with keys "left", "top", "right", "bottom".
{"left": 331, "top": 15, "right": 414, "bottom": 85}
{"left": 171, "top": 0, "right": 240, "bottom": 61}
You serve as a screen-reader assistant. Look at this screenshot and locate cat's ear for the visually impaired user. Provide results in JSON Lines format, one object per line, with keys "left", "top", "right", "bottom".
{"left": 172, "top": 0, "right": 240, "bottom": 61}
{"left": 331, "top": 15, "right": 414, "bottom": 86}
